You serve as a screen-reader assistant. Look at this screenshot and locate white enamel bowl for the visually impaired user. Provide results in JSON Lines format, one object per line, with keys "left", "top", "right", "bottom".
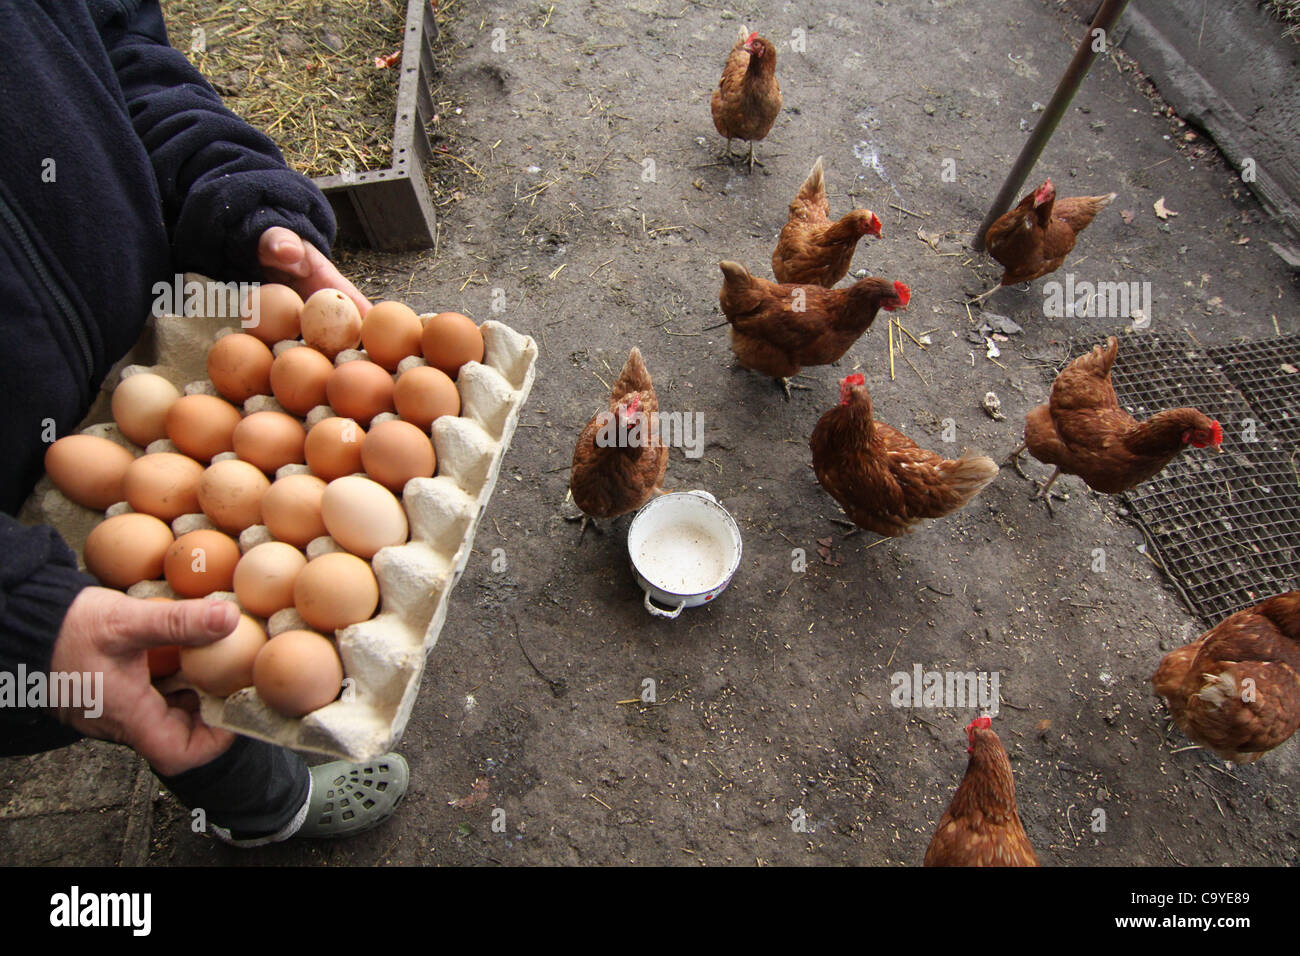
{"left": 627, "top": 490, "right": 743, "bottom": 619}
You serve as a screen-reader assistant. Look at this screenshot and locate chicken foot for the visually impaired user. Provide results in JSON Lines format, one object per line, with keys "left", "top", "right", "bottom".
{"left": 1002, "top": 442, "right": 1032, "bottom": 481}
{"left": 561, "top": 489, "right": 603, "bottom": 540}
{"left": 777, "top": 376, "right": 813, "bottom": 401}
{"left": 1034, "top": 467, "right": 1067, "bottom": 514}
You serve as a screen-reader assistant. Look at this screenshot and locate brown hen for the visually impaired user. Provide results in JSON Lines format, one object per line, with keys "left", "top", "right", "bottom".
{"left": 924, "top": 717, "right": 1039, "bottom": 867}
{"left": 973, "top": 178, "right": 1115, "bottom": 304}
{"left": 1009, "top": 336, "right": 1222, "bottom": 503}
{"left": 772, "top": 156, "right": 882, "bottom": 286}
{"left": 710, "top": 29, "right": 781, "bottom": 170}
{"left": 811, "top": 375, "right": 997, "bottom": 537}
{"left": 569, "top": 348, "right": 668, "bottom": 523}
{"left": 719, "top": 260, "right": 908, "bottom": 396}
{"left": 1152, "top": 591, "right": 1300, "bottom": 764}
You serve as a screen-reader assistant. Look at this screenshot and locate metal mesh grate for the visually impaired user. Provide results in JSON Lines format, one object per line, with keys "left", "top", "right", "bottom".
{"left": 1056, "top": 335, "right": 1300, "bottom": 623}
{"left": 1207, "top": 333, "right": 1300, "bottom": 447}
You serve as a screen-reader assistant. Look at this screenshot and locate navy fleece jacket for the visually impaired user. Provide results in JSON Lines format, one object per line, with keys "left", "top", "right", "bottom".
{"left": 0, "top": 0, "right": 335, "bottom": 753}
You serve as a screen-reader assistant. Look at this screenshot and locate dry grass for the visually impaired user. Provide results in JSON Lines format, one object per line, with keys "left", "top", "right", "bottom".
{"left": 1264, "top": 0, "right": 1300, "bottom": 40}
{"left": 169, "top": 0, "right": 406, "bottom": 177}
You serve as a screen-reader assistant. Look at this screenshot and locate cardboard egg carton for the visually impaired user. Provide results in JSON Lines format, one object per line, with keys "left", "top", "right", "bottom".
{"left": 23, "top": 277, "right": 537, "bottom": 759}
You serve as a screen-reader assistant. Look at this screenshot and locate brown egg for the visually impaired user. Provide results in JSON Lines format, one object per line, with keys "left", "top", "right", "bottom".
{"left": 321, "top": 476, "right": 408, "bottom": 558}
{"left": 421, "top": 311, "right": 484, "bottom": 378}
{"left": 361, "top": 301, "right": 423, "bottom": 371}
{"left": 165, "top": 394, "right": 242, "bottom": 462}
{"left": 111, "top": 373, "right": 181, "bottom": 447}
{"left": 261, "top": 473, "right": 328, "bottom": 548}
{"left": 304, "top": 417, "right": 365, "bottom": 481}
{"left": 270, "top": 345, "right": 333, "bottom": 416}
{"left": 44, "top": 434, "right": 135, "bottom": 510}
{"left": 392, "top": 365, "right": 460, "bottom": 430}
{"left": 207, "top": 333, "right": 274, "bottom": 403}
{"left": 233, "top": 541, "right": 307, "bottom": 618}
{"left": 232, "top": 411, "right": 306, "bottom": 474}
{"left": 325, "top": 360, "right": 395, "bottom": 426}
{"left": 84, "top": 513, "right": 173, "bottom": 589}
{"left": 241, "top": 283, "right": 303, "bottom": 346}
{"left": 147, "top": 643, "right": 181, "bottom": 678}
{"left": 164, "top": 529, "right": 241, "bottom": 598}
{"left": 300, "top": 289, "right": 362, "bottom": 359}
{"left": 361, "top": 419, "right": 436, "bottom": 492}
{"left": 198, "top": 458, "right": 270, "bottom": 534}
{"left": 293, "top": 552, "right": 379, "bottom": 631}
{"left": 181, "top": 612, "right": 267, "bottom": 697}
{"left": 253, "top": 630, "right": 344, "bottom": 717}
{"left": 121, "top": 452, "right": 204, "bottom": 521}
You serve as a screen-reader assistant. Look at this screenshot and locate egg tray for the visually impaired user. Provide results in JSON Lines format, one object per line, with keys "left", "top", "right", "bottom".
{"left": 21, "top": 279, "right": 537, "bottom": 760}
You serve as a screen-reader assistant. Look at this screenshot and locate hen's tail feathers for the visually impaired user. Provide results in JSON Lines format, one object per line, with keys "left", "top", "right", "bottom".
{"left": 1260, "top": 590, "right": 1300, "bottom": 639}
{"left": 1187, "top": 662, "right": 1300, "bottom": 759}
{"left": 797, "top": 156, "right": 826, "bottom": 206}
{"left": 1058, "top": 192, "right": 1118, "bottom": 232}
{"left": 943, "top": 453, "right": 999, "bottom": 505}
{"left": 718, "top": 260, "right": 752, "bottom": 288}
{"left": 1072, "top": 335, "right": 1119, "bottom": 380}
{"left": 612, "top": 347, "right": 652, "bottom": 401}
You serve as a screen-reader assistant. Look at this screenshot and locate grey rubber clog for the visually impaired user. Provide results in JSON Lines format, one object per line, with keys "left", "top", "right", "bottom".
{"left": 297, "top": 753, "right": 410, "bottom": 839}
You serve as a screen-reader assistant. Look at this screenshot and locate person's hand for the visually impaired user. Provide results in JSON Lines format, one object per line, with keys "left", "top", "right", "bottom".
{"left": 258, "top": 226, "right": 371, "bottom": 317}
{"left": 49, "top": 588, "right": 242, "bottom": 777}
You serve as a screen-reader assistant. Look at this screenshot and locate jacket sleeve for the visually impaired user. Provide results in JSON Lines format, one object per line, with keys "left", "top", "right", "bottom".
{"left": 92, "top": 0, "right": 336, "bottom": 280}
{"left": 0, "top": 513, "right": 93, "bottom": 755}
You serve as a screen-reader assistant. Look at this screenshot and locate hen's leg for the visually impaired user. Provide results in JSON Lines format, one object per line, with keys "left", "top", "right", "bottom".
{"left": 562, "top": 490, "right": 603, "bottom": 541}
{"left": 1034, "top": 468, "right": 1063, "bottom": 514}
{"left": 776, "top": 377, "right": 815, "bottom": 400}
{"left": 1002, "top": 442, "right": 1031, "bottom": 480}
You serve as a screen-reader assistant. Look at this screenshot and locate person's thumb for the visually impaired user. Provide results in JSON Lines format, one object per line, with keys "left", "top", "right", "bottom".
{"left": 104, "top": 596, "right": 240, "bottom": 656}
{"left": 259, "top": 226, "right": 311, "bottom": 277}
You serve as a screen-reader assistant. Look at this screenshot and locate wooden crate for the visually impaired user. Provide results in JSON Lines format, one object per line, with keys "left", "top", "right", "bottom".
{"left": 312, "top": 0, "right": 439, "bottom": 251}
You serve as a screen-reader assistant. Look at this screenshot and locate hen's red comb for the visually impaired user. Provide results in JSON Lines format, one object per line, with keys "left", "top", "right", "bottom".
{"left": 967, "top": 716, "right": 992, "bottom": 733}
{"left": 1210, "top": 420, "right": 1223, "bottom": 445}
{"left": 893, "top": 282, "right": 911, "bottom": 306}
{"left": 841, "top": 374, "right": 866, "bottom": 388}
{"left": 747, "top": 31, "right": 759, "bottom": 42}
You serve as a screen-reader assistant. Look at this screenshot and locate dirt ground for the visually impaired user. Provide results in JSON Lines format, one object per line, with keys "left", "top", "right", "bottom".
{"left": 142, "top": 0, "right": 1300, "bottom": 865}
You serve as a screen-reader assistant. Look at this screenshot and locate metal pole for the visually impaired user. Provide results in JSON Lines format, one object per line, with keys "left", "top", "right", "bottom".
{"left": 971, "top": 0, "right": 1131, "bottom": 251}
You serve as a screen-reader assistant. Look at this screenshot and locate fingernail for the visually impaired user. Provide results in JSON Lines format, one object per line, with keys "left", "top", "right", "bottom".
{"left": 205, "top": 600, "right": 233, "bottom": 632}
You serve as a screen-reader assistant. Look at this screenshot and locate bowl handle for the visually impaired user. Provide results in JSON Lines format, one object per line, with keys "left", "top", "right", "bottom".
{"left": 644, "top": 590, "right": 685, "bottom": 619}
